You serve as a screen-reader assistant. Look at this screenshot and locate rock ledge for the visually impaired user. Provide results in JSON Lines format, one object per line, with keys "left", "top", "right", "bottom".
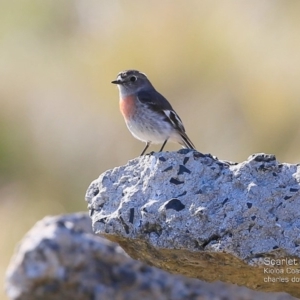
{"left": 86, "top": 150, "right": 300, "bottom": 298}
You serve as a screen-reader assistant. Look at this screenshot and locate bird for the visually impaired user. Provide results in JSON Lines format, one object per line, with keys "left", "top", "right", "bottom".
{"left": 111, "top": 70, "right": 196, "bottom": 156}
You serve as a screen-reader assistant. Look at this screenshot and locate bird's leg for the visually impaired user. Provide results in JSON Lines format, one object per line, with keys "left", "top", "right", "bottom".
{"left": 159, "top": 139, "right": 168, "bottom": 152}
{"left": 140, "top": 142, "right": 151, "bottom": 156}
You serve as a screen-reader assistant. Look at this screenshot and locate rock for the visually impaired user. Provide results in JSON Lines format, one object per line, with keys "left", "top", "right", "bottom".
{"left": 86, "top": 150, "right": 300, "bottom": 298}
{"left": 5, "top": 213, "right": 296, "bottom": 300}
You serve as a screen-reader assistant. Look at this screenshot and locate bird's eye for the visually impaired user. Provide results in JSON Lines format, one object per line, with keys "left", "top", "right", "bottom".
{"left": 130, "top": 76, "right": 137, "bottom": 82}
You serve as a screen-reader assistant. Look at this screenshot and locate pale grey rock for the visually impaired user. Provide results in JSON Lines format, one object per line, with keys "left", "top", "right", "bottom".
{"left": 6, "top": 213, "right": 296, "bottom": 300}
{"left": 86, "top": 150, "right": 300, "bottom": 298}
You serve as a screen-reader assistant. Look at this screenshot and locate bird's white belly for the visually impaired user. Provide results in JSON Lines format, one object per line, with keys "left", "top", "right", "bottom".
{"left": 125, "top": 118, "right": 173, "bottom": 144}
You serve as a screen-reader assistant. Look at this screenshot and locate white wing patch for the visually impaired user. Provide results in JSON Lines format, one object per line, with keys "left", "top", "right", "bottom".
{"left": 163, "top": 109, "right": 185, "bottom": 132}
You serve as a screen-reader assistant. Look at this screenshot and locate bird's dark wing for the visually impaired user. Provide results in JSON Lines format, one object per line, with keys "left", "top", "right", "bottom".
{"left": 137, "top": 90, "right": 173, "bottom": 111}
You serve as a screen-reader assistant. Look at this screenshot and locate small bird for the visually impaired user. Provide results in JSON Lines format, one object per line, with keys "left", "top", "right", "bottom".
{"left": 112, "top": 70, "right": 196, "bottom": 155}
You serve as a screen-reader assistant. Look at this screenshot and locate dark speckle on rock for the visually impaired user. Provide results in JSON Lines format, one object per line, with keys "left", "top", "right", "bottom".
{"left": 165, "top": 199, "right": 185, "bottom": 211}
{"left": 251, "top": 216, "right": 256, "bottom": 221}
{"left": 253, "top": 154, "right": 276, "bottom": 163}
{"left": 247, "top": 202, "right": 252, "bottom": 208}
{"left": 177, "top": 191, "right": 187, "bottom": 197}
{"left": 129, "top": 208, "right": 134, "bottom": 224}
{"left": 222, "top": 198, "right": 229, "bottom": 205}
{"left": 159, "top": 156, "right": 166, "bottom": 162}
{"left": 97, "top": 218, "right": 107, "bottom": 224}
{"left": 273, "top": 245, "right": 279, "bottom": 250}
{"left": 178, "top": 149, "right": 193, "bottom": 155}
{"left": 89, "top": 208, "right": 95, "bottom": 217}
{"left": 97, "top": 203, "right": 105, "bottom": 210}
{"left": 178, "top": 165, "right": 191, "bottom": 175}
{"left": 207, "top": 153, "right": 217, "bottom": 160}
{"left": 162, "top": 166, "right": 173, "bottom": 172}
{"left": 142, "top": 223, "right": 162, "bottom": 236}
{"left": 216, "top": 162, "right": 226, "bottom": 168}
{"left": 284, "top": 195, "right": 292, "bottom": 200}
{"left": 183, "top": 157, "right": 189, "bottom": 165}
{"left": 170, "top": 178, "right": 184, "bottom": 185}
{"left": 56, "top": 221, "right": 66, "bottom": 228}
{"left": 92, "top": 187, "right": 99, "bottom": 197}
{"left": 193, "top": 152, "right": 205, "bottom": 159}
{"left": 290, "top": 188, "right": 299, "bottom": 193}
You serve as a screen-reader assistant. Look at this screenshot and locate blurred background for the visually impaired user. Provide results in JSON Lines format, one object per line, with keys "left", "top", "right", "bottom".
{"left": 1, "top": 0, "right": 300, "bottom": 298}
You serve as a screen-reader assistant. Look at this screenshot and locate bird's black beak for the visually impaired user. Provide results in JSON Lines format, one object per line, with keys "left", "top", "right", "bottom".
{"left": 111, "top": 79, "right": 121, "bottom": 84}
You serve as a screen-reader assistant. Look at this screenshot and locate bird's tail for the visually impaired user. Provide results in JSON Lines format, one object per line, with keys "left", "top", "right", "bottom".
{"left": 180, "top": 132, "right": 196, "bottom": 150}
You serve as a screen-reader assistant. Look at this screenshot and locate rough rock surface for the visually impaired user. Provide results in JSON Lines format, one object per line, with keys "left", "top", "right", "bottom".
{"left": 86, "top": 150, "right": 300, "bottom": 298}
{"left": 6, "top": 213, "right": 296, "bottom": 300}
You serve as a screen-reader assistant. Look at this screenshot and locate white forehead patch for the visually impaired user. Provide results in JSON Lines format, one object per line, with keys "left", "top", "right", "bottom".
{"left": 117, "top": 70, "right": 148, "bottom": 80}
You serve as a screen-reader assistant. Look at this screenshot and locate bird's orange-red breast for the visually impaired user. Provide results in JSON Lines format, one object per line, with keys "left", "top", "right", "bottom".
{"left": 119, "top": 95, "right": 136, "bottom": 119}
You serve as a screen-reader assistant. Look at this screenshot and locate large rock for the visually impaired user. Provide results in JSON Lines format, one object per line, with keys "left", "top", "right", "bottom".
{"left": 86, "top": 150, "right": 300, "bottom": 298}
{"left": 5, "top": 213, "right": 296, "bottom": 300}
